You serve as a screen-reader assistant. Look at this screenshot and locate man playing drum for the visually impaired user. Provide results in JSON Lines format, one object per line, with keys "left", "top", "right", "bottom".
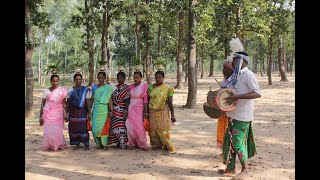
{"left": 220, "top": 52, "right": 261, "bottom": 180}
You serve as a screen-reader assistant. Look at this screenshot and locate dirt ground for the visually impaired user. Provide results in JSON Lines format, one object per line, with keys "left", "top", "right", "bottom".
{"left": 25, "top": 72, "right": 295, "bottom": 180}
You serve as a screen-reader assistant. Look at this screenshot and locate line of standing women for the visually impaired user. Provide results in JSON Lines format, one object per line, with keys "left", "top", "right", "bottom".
{"left": 39, "top": 70, "right": 177, "bottom": 153}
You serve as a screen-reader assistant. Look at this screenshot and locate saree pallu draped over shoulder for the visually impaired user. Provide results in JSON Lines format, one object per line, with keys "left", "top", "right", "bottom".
{"left": 42, "top": 87, "right": 68, "bottom": 151}
{"left": 109, "top": 84, "right": 130, "bottom": 148}
{"left": 92, "top": 84, "right": 114, "bottom": 147}
{"left": 126, "top": 83, "right": 148, "bottom": 149}
{"left": 148, "top": 84, "right": 175, "bottom": 152}
{"left": 68, "top": 86, "right": 90, "bottom": 146}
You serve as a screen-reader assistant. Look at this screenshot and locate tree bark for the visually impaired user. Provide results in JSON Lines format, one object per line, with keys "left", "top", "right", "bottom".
{"left": 88, "top": 0, "right": 95, "bottom": 86}
{"left": 157, "top": 24, "right": 162, "bottom": 56}
{"left": 64, "top": 47, "right": 67, "bottom": 74}
{"left": 253, "top": 57, "right": 258, "bottom": 73}
{"left": 101, "top": 3, "right": 107, "bottom": 65}
{"left": 283, "top": 34, "right": 286, "bottom": 72}
{"left": 85, "top": 0, "right": 93, "bottom": 86}
{"left": 209, "top": 54, "right": 214, "bottom": 77}
{"left": 145, "top": 0, "right": 151, "bottom": 84}
{"left": 185, "top": 0, "right": 197, "bottom": 109}
{"left": 129, "top": 56, "right": 133, "bottom": 80}
{"left": 135, "top": 1, "right": 141, "bottom": 66}
{"left": 185, "top": 45, "right": 189, "bottom": 82}
{"left": 224, "top": 37, "right": 228, "bottom": 59}
{"left": 200, "top": 47, "right": 204, "bottom": 79}
{"left": 267, "top": 36, "right": 273, "bottom": 85}
{"left": 277, "top": 35, "right": 288, "bottom": 81}
{"left": 43, "top": 43, "right": 50, "bottom": 86}
{"left": 175, "top": 11, "right": 184, "bottom": 89}
{"left": 224, "top": 11, "right": 229, "bottom": 59}
{"left": 263, "top": 57, "right": 265, "bottom": 74}
{"left": 106, "top": 12, "right": 112, "bottom": 83}
{"left": 235, "top": 5, "right": 241, "bottom": 39}
{"left": 260, "top": 58, "right": 264, "bottom": 76}
{"left": 25, "top": 1, "right": 34, "bottom": 118}
{"left": 38, "top": 29, "right": 42, "bottom": 85}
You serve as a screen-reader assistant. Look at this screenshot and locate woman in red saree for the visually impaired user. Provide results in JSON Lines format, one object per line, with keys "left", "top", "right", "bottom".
{"left": 39, "top": 74, "right": 68, "bottom": 151}
{"left": 109, "top": 72, "right": 131, "bottom": 149}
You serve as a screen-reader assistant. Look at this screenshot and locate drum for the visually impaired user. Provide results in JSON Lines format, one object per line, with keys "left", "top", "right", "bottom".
{"left": 206, "top": 88, "right": 237, "bottom": 112}
{"left": 203, "top": 102, "right": 222, "bottom": 119}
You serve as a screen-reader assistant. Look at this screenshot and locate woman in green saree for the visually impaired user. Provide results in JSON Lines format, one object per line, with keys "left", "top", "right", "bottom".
{"left": 91, "top": 71, "right": 115, "bottom": 149}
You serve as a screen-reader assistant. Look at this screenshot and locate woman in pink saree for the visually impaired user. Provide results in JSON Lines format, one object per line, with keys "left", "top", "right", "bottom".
{"left": 126, "top": 71, "right": 148, "bottom": 150}
{"left": 39, "top": 74, "right": 68, "bottom": 151}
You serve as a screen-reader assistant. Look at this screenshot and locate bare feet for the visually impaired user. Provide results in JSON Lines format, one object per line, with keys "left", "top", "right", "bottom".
{"left": 218, "top": 169, "right": 236, "bottom": 176}
{"left": 151, "top": 147, "right": 162, "bottom": 150}
{"left": 231, "top": 169, "right": 250, "bottom": 180}
{"left": 73, "top": 145, "right": 81, "bottom": 151}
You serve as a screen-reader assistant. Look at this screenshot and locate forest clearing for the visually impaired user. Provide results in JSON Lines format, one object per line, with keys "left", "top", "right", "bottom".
{"left": 25, "top": 0, "right": 295, "bottom": 179}
{"left": 25, "top": 73, "right": 295, "bottom": 180}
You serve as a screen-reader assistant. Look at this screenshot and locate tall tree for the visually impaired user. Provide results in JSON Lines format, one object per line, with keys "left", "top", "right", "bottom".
{"left": 25, "top": 1, "right": 34, "bottom": 118}
{"left": 135, "top": 0, "right": 141, "bottom": 69}
{"left": 143, "top": 0, "right": 152, "bottom": 84}
{"left": 88, "top": 0, "right": 95, "bottom": 86}
{"left": 267, "top": 35, "right": 273, "bottom": 85}
{"left": 185, "top": 0, "right": 197, "bottom": 109}
{"left": 175, "top": 11, "right": 184, "bottom": 89}
{"left": 25, "top": 0, "right": 51, "bottom": 118}
{"left": 277, "top": 34, "right": 288, "bottom": 81}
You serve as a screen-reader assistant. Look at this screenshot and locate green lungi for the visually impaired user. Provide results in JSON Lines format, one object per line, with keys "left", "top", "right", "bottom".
{"left": 222, "top": 118, "right": 257, "bottom": 172}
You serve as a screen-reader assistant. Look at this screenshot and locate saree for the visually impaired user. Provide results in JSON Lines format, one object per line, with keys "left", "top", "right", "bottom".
{"left": 42, "top": 87, "right": 68, "bottom": 151}
{"left": 222, "top": 118, "right": 257, "bottom": 172}
{"left": 148, "top": 84, "right": 175, "bottom": 152}
{"left": 92, "top": 84, "right": 114, "bottom": 147}
{"left": 125, "top": 83, "right": 148, "bottom": 149}
{"left": 217, "top": 113, "right": 229, "bottom": 148}
{"left": 68, "top": 86, "right": 90, "bottom": 146}
{"left": 109, "top": 84, "right": 130, "bottom": 148}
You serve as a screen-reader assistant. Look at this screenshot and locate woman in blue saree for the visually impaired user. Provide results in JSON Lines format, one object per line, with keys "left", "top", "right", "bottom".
{"left": 66, "top": 73, "right": 92, "bottom": 150}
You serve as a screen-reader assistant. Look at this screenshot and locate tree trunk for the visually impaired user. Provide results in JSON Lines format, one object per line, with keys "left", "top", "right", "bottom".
{"left": 95, "top": 47, "right": 100, "bottom": 77}
{"left": 38, "top": 29, "right": 42, "bottom": 85}
{"left": 263, "top": 57, "right": 265, "bottom": 74}
{"left": 267, "top": 36, "right": 273, "bottom": 85}
{"left": 253, "top": 57, "right": 258, "bottom": 73}
{"left": 101, "top": 5, "right": 107, "bottom": 65}
{"left": 25, "top": 1, "right": 34, "bottom": 118}
{"left": 64, "top": 47, "right": 67, "bottom": 73}
{"left": 43, "top": 43, "right": 50, "bottom": 86}
{"left": 209, "top": 54, "right": 214, "bottom": 77}
{"left": 277, "top": 35, "right": 288, "bottom": 81}
{"left": 224, "top": 36, "right": 228, "bottom": 59}
{"left": 224, "top": 12, "right": 229, "bottom": 59}
{"left": 135, "top": 1, "right": 142, "bottom": 78}
{"left": 144, "top": 0, "right": 151, "bottom": 84}
{"left": 185, "top": 0, "right": 197, "bottom": 109}
{"left": 185, "top": 45, "right": 189, "bottom": 82}
{"left": 135, "top": 1, "right": 141, "bottom": 67}
{"left": 175, "top": 11, "right": 184, "bottom": 89}
{"left": 235, "top": 5, "right": 241, "bottom": 39}
{"left": 106, "top": 13, "right": 112, "bottom": 83}
{"left": 157, "top": 24, "right": 162, "bottom": 56}
{"left": 129, "top": 56, "right": 133, "bottom": 80}
{"left": 85, "top": 0, "right": 93, "bottom": 85}
{"left": 87, "top": 0, "right": 95, "bottom": 86}
{"left": 200, "top": 47, "right": 204, "bottom": 79}
{"left": 260, "top": 58, "right": 263, "bottom": 76}
{"left": 283, "top": 34, "right": 286, "bottom": 72}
